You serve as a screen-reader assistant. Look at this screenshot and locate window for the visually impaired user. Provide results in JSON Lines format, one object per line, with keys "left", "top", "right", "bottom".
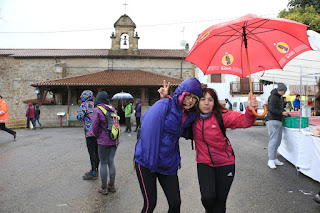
{"left": 210, "top": 74, "right": 222, "bottom": 83}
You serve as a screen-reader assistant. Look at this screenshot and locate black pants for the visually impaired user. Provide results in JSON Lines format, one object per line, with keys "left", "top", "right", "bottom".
{"left": 135, "top": 117, "right": 141, "bottom": 129}
{"left": 86, "top": 136, "right": 99, "bottom": 172}
{"left": 135, "top": 162, "right": 181, "bottom": 213}
{"left": 26, "top": 117, "right": 35, "bottom": 129}
{"left": 0, "top": 123, "right": 15, "bottom": 135}
{"left": 197, "top": 163, "right": 235, "bottom": 213}
{"left": 125, "top": 117, "right": 131, "bottom": 131}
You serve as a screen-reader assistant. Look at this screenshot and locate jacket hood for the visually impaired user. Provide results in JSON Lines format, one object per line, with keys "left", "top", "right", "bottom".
{"left": 94, "top": 91, "right": 110, "bottom": 106}
{"left": 270, "top": 88, "right": 281, "bottom": 97}
{"left": 28, "top": 103, "right": 33, "bottom": 107}
{"left": 80, "top": 90, "right": 93, "bottom": 102}
{"left": 136, "top": 99, "right": 141, "bottom": 104}
{"left": 172, "top": 78, "right": 202, "bottom": 102}
{"left": 97, "top": 103, "right": 116, "bottom": 112}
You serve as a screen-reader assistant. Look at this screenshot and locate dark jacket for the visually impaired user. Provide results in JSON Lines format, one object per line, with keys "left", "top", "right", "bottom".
{"left": 134, "top": 99, "right": 142, "bottom": 117}
{"left": 266, "top": 89, "right": 284, "bottom": 121}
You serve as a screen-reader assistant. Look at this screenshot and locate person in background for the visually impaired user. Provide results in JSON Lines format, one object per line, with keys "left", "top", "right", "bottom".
{"left": 135, "top": 78, "right": 202, "bottom": 213}
{"left": 25, "top": 102, "right": 36, "bottom": 130}
{"left": 34, "top": 104, "right": 42, "bottom": 129}
{"left": 0, "top": 95, "right": 16, "bottom": 140}
{"left": 133, "top": 99, "right": 141, "bottom": 132}
{"left": 265, "top": 83, "right": 289, "bottom": 169}
{"left": 92, "top": 91, "right": 119, "bottom": 195}
{"left": 282, "top": 97, "right": 287, "bottom": 109}
{"left": 293, "top": 94, "right": 300, "bottom": 111}
{"left": 77, "top": 90, "right": 99, "bottom": 180}
{"left": 225, "top": 98, "right": 232, "bottom": 110}
{"left": 122, "top": 100, "right": 133, "bottom": 133}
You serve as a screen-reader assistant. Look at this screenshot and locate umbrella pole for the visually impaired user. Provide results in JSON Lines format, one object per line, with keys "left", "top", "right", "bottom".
{"left": 245, "top": 47, "right": 253, "bottom": 97}
{"left": 245, "top": 46, "right": 267, "bottom": 117}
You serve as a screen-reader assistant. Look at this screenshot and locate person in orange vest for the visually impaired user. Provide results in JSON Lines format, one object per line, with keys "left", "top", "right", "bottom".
{"left": 0, "top": 95, "right": 16, "bottom": 140}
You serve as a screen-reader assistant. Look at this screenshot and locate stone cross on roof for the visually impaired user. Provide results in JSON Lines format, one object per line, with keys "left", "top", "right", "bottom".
{"left": 123, "top": 2, "right": 128, "bottom": 14}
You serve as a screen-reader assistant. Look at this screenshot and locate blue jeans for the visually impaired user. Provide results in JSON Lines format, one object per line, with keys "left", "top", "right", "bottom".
{"left": 35, "top": 116, "right": 42, "bottom": 128}
{"left": 98, "top": 145, "right": 117, "bottom": 189}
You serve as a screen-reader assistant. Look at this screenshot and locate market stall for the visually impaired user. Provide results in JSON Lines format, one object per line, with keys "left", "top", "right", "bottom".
{"left": 278, "top": 127, "right": 320, "bottom": 183}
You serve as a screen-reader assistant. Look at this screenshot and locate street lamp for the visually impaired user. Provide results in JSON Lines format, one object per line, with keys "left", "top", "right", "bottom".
{"left": 34, "top": 88, "right": 40, "bottom": 95}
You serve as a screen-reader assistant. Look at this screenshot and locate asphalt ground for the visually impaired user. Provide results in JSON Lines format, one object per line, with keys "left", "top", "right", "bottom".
{"left": 1, "top": 125, "right": 320, "bottom": 213}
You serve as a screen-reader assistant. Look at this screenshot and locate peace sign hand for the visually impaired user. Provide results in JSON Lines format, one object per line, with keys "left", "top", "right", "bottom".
{"left": 158, "top": 80, "right": 171, "bottom": 98}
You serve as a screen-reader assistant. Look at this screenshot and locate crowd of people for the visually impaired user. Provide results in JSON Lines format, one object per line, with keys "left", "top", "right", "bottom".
{"left": 2, "top": 78, "right": 320, "bottom": 211}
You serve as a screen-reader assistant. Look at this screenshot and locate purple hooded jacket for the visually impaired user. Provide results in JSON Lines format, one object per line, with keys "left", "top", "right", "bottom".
{"left": 92, "top": 92, "right": 119, "bottom": 146}
{"left": 134, "top": 78, "right": 202, "bottom": 175}
{"left": 134, "top": 99, "right": 141, "bottom": 117}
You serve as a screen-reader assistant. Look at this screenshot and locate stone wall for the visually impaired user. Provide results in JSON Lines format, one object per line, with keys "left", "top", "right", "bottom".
{"left": 1, "top": 56, "right": 194, "bottom": 121}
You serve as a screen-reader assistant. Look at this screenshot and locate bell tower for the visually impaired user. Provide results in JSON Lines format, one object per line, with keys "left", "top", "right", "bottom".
{"left": 110, "top": 14, "right": 140, "bottom": 55}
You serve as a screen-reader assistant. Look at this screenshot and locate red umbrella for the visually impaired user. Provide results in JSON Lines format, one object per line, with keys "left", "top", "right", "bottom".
{"left": 185, "top": 13, "right": 312, "bottom": 117}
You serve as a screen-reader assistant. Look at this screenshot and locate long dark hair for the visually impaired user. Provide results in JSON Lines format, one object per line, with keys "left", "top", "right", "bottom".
{"left": 196, "top": 88, "right": 226, "bottom": 118}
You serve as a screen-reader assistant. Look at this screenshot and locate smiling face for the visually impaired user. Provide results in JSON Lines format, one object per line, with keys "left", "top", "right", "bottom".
{"left": 182, "top": 94, "right": 198, "bottom": 110}
{"left": 199, "top": 92, "right": 215, "bottom": 114}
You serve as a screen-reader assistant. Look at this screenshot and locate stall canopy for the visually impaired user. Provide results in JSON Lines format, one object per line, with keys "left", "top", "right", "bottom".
{"left": 252, "top": 30, "right": 320, "bottom": 86}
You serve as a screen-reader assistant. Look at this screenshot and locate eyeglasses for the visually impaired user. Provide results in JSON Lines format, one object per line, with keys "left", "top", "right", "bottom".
{"left": 185, "top": 94, "right": 199, "bottom": 102}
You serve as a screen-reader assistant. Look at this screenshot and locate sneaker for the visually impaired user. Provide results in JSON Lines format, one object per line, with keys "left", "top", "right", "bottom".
{"left": 314, "top": 194, "right": 320, "bottom": 204}
{"left": 274, "top": 159, "right": 284, "bottom": 166}
{"left": 107, "top": 184, "right": 116, "bottom": 193}
{"left": 98, "top": 187, "right": 108, "bottom": 195}
{"left": 82, "top": 171, "right": 98, "bottom": 180}
{"left": 84, "top": 170, "right": 98, "bottom": 176}
{"left": 268, "top": 160, "right": 276, "bottom": 169}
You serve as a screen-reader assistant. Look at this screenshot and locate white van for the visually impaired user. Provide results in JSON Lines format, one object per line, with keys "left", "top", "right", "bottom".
{"left": 230, "top": 96, "right": 266, "bottom": 124}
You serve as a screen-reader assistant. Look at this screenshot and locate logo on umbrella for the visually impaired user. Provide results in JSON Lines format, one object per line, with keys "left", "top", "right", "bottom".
{"left": 199, "top": 31, "right": 210, "bottom": 42}
{"left": 222, "top": 52, "right": 234, "bottom": 66}
{"left": 274, "top": 42, "right": 289, "bottom": 53}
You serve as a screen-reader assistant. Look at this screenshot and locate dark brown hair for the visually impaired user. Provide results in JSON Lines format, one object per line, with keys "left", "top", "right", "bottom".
{"left": 196, "top": 88, "right": 226, "bottom": 118}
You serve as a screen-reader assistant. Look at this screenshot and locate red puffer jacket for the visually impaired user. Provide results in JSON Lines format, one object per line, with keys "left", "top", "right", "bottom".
{"left": 26, "top": 103, "right": 35, "bottom": 119}
{"left": 193, "top": 107, "right": 256, "bottom": 167}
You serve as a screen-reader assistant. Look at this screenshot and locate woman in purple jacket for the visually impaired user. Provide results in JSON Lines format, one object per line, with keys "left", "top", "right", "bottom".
{"left": 134, "top": 78, "right": 202, "bottom": 213}
{"left": 133, "top": 99, "right": 141, "bottom": 132}
{"left": 92, "top": 91, "right": 119, "bottom": 195}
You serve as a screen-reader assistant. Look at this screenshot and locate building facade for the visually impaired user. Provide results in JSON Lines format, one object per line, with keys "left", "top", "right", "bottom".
{"left": 0, "top": 14, "right": 195, "bottom": 127}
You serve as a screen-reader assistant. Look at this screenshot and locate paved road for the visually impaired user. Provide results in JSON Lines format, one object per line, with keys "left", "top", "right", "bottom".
{"left": 1, "top": 125, "right": 320, "bottom": 213}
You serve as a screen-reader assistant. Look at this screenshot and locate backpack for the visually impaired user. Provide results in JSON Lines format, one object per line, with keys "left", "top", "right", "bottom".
{"left": 97, "top": 105, "right": 120, "bottom": 140}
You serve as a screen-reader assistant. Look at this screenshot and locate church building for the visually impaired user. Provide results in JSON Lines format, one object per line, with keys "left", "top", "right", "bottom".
{"left": 0, "top": 14, "right": 196, "bottom": 127}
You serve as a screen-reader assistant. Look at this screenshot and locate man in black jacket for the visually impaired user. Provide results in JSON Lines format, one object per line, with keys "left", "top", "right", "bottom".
{"left": 265, "top": 83, "right": 289, "bottom": 169}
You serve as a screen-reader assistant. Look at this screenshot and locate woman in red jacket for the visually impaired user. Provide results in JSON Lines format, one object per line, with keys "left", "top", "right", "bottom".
{"left": 193, "top": 88, "right": 257, "bottom": 213}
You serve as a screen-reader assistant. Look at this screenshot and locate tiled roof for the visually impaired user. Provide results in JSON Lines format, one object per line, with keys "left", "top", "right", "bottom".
{"left": 31, "top": 70, "right": 183, "bottom": 87}
{"left": 0, "top": 49, "right": 187, "bottom": 58}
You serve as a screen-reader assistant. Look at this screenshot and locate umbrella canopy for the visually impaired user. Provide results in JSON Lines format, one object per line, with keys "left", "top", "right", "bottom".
{"left": 185, "top": 13, "right": 312, "bottom": 78}
{"left": 185, "top": 13, "right": 313, "bottom": 117}
{"left": 111, "top": 92, "right": 133, "bottom": 100}
{"left": 252, "top": 30, "right": 320, "bottom": 86}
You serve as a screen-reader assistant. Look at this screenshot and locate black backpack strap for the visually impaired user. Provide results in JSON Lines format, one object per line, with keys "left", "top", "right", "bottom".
{"left": 215, "top": 110, "right": 234, "bottom": 156}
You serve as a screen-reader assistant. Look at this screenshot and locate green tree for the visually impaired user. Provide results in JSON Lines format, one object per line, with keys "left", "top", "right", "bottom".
{"left": 288, "top": 0, "right": 320, "bottom": 13}
{"left": 279, "top": 5, "right": 320, "bottom": 32}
